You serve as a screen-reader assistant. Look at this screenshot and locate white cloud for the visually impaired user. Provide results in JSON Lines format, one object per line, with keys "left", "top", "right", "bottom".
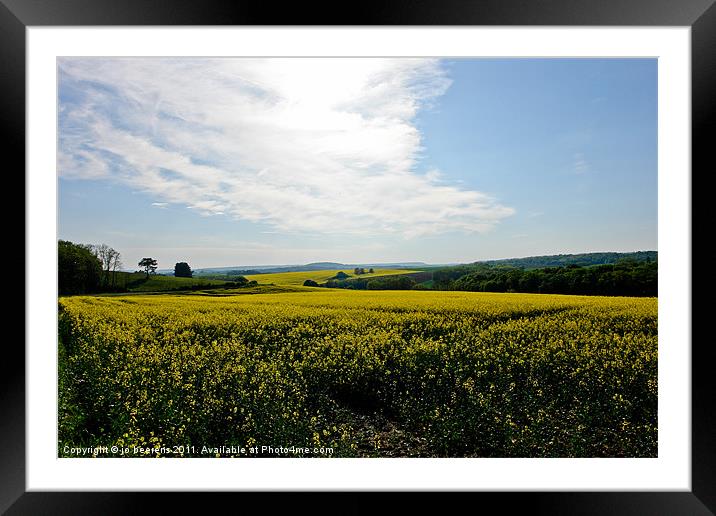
{"left": 58, "top": 58, "right": 514, "bottom": 237}
{"left": 573, "top": 153, "right": 589, "bottom": 175}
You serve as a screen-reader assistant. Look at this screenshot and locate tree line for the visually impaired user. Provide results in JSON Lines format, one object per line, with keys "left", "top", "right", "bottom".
{"left": 443, "top": 260, "right": 657, "bottom": 296}
{"left": 477, "top": 251, "right": 657, "bottom": 269}
{"left": 305, "top": 259, "right": 657, "bottom": 297}
{"left": 58, "top": 240, "right": 225, "bottom": 295}
{"left": 308, "top": 274, "right": 422, "bottom": 291}
{"left": 58, "top": 240, "right": 104, "bottom": 295}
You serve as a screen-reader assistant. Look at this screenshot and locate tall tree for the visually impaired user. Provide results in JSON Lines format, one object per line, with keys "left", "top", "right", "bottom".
{"left": 58, "top": 240, "right": 102, "bottom": 295}
{"left": 110, "top": 252, "right": 123, "bottom": 288}
{"left": 174, "top": 262, "right": 192, "bottom": 278}
{"left": 92, "top": 243, "right": 121, "bottom": 287}
{"left": 138, "top": 257, "right": 158, "bottom": 278}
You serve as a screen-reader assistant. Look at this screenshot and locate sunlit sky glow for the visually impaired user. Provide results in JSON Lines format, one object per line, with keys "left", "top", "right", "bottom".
{"left": 58, "top": 58, "right": 657, "bottom": 269}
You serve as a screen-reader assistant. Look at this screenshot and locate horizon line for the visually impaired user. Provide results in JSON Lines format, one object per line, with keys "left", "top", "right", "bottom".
{"left": 131, "top": 249, "right": 658, "bottom": 272}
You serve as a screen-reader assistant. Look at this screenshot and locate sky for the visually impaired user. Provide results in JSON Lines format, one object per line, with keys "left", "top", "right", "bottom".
{"left": 58, "top": 58, "right": 657, "bottom": 270}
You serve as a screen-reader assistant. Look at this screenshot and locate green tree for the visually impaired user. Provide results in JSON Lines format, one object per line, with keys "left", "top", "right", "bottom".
{"left": 367, "top": 276, "right": 416, "bottom": 290}
{"left": 138, "top": 258, "right": 158, "bottom": 278}
{"left": 174, "top": 262, "right": 192, "bottom": 278}
{"left": 303, "top": 279, "right": 319, "bottom": 287}
{"left": 58, "top": 240, "right": 102, "bottom": 295}
{"left": 232, "top": 276, "right": 249, "bottom": 287}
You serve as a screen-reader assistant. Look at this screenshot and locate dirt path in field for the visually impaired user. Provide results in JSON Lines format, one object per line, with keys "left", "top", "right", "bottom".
{"left": 332, "top": 404, "right": 431, "bottom": 457}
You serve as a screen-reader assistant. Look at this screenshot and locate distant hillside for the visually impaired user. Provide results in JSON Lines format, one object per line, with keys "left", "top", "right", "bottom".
{"left": 193, "top": 261, "right": 428, "bottom": 276}
{"left": 477, "top": 251, "right": 657, "bottom": 269}
{"left": 406, "top": 251, "right": 660, "bottom": 297}
{"left": 314, "top": 251, "right": 658, "bottom": 297}
{"left": 244, "top": 268, "right": 422, "bottom": 286}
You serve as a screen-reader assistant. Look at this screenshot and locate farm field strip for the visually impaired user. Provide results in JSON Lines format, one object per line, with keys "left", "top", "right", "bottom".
{"left": 244, "top": 268, "right": 421, "bottom": 286}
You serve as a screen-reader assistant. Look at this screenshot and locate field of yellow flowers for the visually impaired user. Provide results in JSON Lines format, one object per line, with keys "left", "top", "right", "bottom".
{"left": 58, "top": 290, "right": 657, "bottom": 457}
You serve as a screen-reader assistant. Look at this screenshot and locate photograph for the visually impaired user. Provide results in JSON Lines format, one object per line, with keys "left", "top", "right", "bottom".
{"left": 56, "top": 56, "right": 659, "bottom": 459}
{"left": 3, "top": 0, "right": 710, "bottom": 508}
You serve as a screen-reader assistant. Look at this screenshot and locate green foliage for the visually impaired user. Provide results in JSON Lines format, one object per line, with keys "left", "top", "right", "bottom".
{"left": 58, "top": 240, "right": 102, "bottom": 295}
{"left": 174, "top": 262, "right": 193, "bottom": 278}
{"left": 59, "top": 291, "right": 657, "bottom": 457}
{"left": 324, "top": 278, "right": 367, "bottom": 289}
{"left": 323, "top": 272, "right": 428, "bottom": 291}
{"left": 124, "top": 273, "right": 231, "bottom": 292}
{"left": 448, "top": 261, "right": 657, "bottom": 296}
{"left": 223, "top": 276, "right": 258, "bottom": 289}
{"left": 478, "top": 251, "right": 657, "bottom": 269}
{"left": 229, "top": 276, "right": 249, "bottom": 287}
{"left": 366, "top": 276, "right": 417, "bottom": 290}
{"left": 303, "top": 279, "right": 319, "bottom": 287}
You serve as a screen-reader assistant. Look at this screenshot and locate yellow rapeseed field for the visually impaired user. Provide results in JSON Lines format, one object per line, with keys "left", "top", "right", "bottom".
{"left": 58, "top": 290, "right": 657, "bottom": 457}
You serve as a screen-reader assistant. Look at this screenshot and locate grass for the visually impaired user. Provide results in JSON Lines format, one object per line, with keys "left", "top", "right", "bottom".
{"left": 244, "top": 268, "right": 421, "bottom": 286}
{"left": 110, "top": 271, "right": 231, "bottom": 292}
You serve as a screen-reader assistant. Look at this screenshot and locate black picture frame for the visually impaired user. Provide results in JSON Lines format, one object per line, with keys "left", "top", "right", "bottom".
{"left": 5, "top": 0, "right": 712, "bottom": 513}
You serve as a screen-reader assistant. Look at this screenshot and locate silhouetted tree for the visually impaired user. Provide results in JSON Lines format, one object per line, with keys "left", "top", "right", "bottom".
{"left": 174, "top": 262, "right": 192, "bottom": 278}
{"left": 138, "top": 257, "right": 158, "bottom": 278}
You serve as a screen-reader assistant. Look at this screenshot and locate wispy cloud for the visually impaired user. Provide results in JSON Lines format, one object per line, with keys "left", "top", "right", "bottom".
{"left": 573, "top": 153, "right": 589, "bottom": 175}
{"left": 151, "top": 202, "right": 168, "bottom": 208}
{"left": 59, "top": 58, "right": 514, "bottom": 237}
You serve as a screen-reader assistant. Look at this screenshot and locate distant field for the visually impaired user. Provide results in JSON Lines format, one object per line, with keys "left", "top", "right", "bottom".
{"left": 187, "top": 284, "right": 318, "bottom": 296}
{"left": 245, "top": 268, "right": 420, "bottom": 286}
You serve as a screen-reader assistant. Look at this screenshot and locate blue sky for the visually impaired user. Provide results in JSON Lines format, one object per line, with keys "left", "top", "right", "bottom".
{"left": 58, "top": 58, "right": 656, "bottom": 269}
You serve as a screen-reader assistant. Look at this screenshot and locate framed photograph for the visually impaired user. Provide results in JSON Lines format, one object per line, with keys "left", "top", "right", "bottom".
{"left": 7, "top": 0, "right": 712, "bottom": 513}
